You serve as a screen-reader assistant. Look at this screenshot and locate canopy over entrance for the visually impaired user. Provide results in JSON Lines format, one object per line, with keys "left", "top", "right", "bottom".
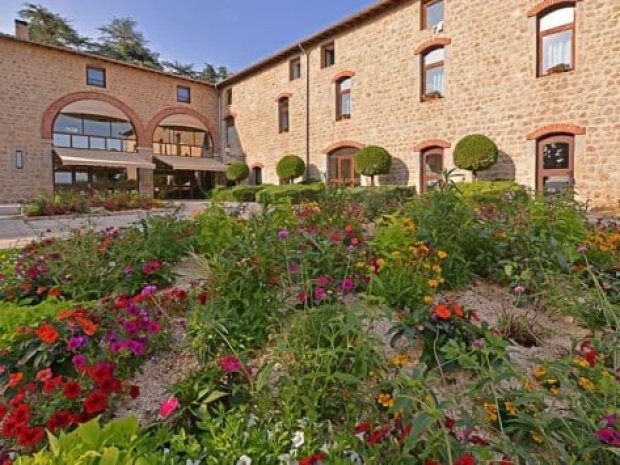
{"left": 54, "top": 148, "right": 155, "bottom": 170}
{"left": 154, "top": 155, "right": 228, "bottom": 172}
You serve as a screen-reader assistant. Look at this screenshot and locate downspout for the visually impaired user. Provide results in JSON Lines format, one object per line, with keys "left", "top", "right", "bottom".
{"left": 298, "top": 43, "right": 310, "bottom": 180}
{"left": 217, "top": 83, "right": 222, "bottom": 161}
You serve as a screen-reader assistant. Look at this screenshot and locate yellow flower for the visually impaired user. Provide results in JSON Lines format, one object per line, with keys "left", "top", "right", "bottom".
{"left": 388, "top": 354, "right": 409, "bottom": 368}
{"left": 533, "top": 366, "right": 546, "bottom": 379}
{"left": 550, "top": 386, "right": 561, "bottom": 396}
{"left": 392, "top": 251, "right": 401, "bottom": 258}
{"left": 578, "top": 377, "right": 596, "bottom": 393}
{"left": 484, "top": 403, "right": 498, "bottom": 422}
{"left": 376, "top": 258, "right": 385, "bottom": 267}
{"left": 432, "top": 264, "right": 442, "bottom": 274}
{"left": 574, "top": 357, "right": 590, "bottom": 368}
{"left": 422, "top": 263, "right": 431, "bottom": 270}
{"left": 531, "top": 432, "right": 544, "bottom": 444}
{"left": 424, "top": 295, "right": 434, "bottom": 305}
{"left": 505, "top": 402, "right": 517, "bottom": 416}
{"left": 356, "top": 261, "right": 367, "bottom": 269}
{"left": 428, "top": 279, "right": 440, "bottom": 288}
{"left": 437, "top": 250, "right": 448, "bottom": 260}
{"left": 377, "top": 393, "right": 394, "bottom": 408}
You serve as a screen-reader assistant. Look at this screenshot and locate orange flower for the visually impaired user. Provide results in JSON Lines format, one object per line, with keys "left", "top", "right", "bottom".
{"left": 452, "top": 303, "right": 464, "bottom": 318}
{"left": 434, "top": 304, "right": 452, "bottom": 320}
{"left": 48, "top": 288, "right": 62, "bottom": 298}
{"left": 75, "top": 316, "right": 98, "bottom": 336}
{"left": 7, "top": 372, "right": 23, "bottom": 388}
{"left": 56, "top": 309, "right": 76, "bottom": 321}
{"left": 37, "top": 323, "right": 60, "bottom": 344}
{"left": 21, "top": 282, "right": 32, "bottom": 293}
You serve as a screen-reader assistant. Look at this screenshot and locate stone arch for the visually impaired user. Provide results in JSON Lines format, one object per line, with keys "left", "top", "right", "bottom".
{"left": 275, "top": 92, "right": 292, "bottom": 102}
{"left": 527, "top": 0, "right": 582, "bottom": 17}
{"left": 146, "top": 107, "right": 218, "bottom": 147}
{"left": 331, "top": 70, "right": 356, "bottom": 83}
{"left": 42, "top": 91, "right": 146, "bottom": 146}
{"left": 414, "top": 37, "right": 452, "bottom": 55}
{"left": 250, "top": 162, "right": 265, "bottom": 169}
{"left": 414, "top": 139, "right": 452, "bottom": 152}
{"left": 526, "top": 123, "right": 586, "bottom": 140}
{"left": 322, "top": 140, "right": 366, "bottom": 154}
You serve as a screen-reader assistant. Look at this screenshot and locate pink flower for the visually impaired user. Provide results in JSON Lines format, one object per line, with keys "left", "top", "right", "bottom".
{"left": 314, "top": 287, "right": 327, "bottom": 301}
{"left": 341, "top": 277, "right": 355, "bottom": 293}
{"left": 316, "top": 275, "right": 332, "bottom": 287}
{"left": 220, "top": 356, "right": 243, "bottom": 373}
{"left": 297, "top": 292, "right": 308, "bottom": 304}
{"left": 160, "top": 397, "right": 180, "bottom": 418}
{"left": 142, "top": 260, "right": 162, "bottom": 275}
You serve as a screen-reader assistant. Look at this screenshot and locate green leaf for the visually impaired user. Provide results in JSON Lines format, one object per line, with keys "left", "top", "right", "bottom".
{"left": 332, "top": 372, "right": 359, "bottom": 385}
{"left": 404, "top": 413, "right": 433, "bottom": 451}
{"left": 76, "top": 418, "right": 103, "bottom": 449}
{"left": 100, "top": 447, "right": 120, "bottom": 465}
{"left": 203, "top": 390, "right": 229, "bottom": 404}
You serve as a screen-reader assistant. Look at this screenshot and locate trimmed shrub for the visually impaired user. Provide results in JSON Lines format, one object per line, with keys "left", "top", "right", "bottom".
{"left": 276, "top": 155, "right": 306, "bottom": 184}
{"left": 354, "top": 145, "right": 392, "bottom": 186}
{"left": 211, "top": 185, "right": 265, "bottom": 202}
{"left": 458, "top": 180, "right": 526, "bottom": 205}
{"left": 256, "top": 183, "right": 324, "bottom": 204}
{"left": 226, "top": 162, "right": 250, "bottom": 184}
{"left": 453, "top": 134, "right": 499, "bottom": 180}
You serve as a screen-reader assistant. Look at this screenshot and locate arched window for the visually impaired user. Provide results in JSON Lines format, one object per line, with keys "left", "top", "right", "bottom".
{"left": 336, "top": 77, "right": 352, "bottom": 121}
{"left": 421, "top": 47, "right": 445, "bottom": 101}
{"left": 252, "top": 166, "right": 263, "bottom": 185}
{"left": 53, "top": 113, "right": 137, "bottom": 152}
{"left": 537, "top": 134, "right": 574, "bottom": 192}
{"left": 225, "top": 116, "right": 236, "bottom": 148}
{"left": 278, "top": 97, "right": 290, "bottom": 133}
{"left": 328, "top": 146, "right": 360, "bottom": 186}
{"left": 537, "top": 5, "right": 575, "bottom": 76}
{"left": 420, "top": 147, "right": 444, "bottom": 193}
{"left": 153, "top": 127, "right": 213, "bottom": 158}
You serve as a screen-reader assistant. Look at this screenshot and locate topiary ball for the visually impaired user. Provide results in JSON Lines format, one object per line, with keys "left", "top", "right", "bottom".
{"left": 276, "top": 155, "right": 305, "bottom": 182}
{"left": 453, "top": 135, "right": 499, "bottom": 176}
{"left": 354, "top": 145, "right": 392, "bottom": 178}
{"left": 226, "top": 162, "right": 250, "bottom": 183}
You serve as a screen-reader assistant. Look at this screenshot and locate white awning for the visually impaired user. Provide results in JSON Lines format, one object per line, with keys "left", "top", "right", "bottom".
{"left": 154, "top": 155, "right": 229, "bottom": 172}
{"left": 54, "top": 148, "right": 155, "bottom": 169}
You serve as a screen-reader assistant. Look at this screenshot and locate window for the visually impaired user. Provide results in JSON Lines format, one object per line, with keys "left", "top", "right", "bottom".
{"left": 290, "top": 57, "right": 302, "bottom": 80}
{"left": 86, "top": 67, "right": 106, "bottom": 88}
{"left": 421, "top": 47, "right": 445, "bottom": 100}
{"left": 226, "top": 89, "right": 233, "bottom": 106}
{"left": 420, "top": 147, "right": 444, "bottom": 192}
{"left": 14, "top": 150, "right": 24, "bottom": 169}
{"left": 536, "top": 134, "right": 574, "bottom": 192}
{"left": 336, "top": 77, "right": 352, "bottom": 121}
{"left": 52, "top": 113, "right": 137, "bottom": 152}
{"left": 177, "top": 86, "right": 191, "bottom": 103}
{"left": 538, "top": 6, "right": 575, "bottom": 76}
{"left": 278, "top": 97, "right": 290, "bottom": 133}
{"left": 225, "top": 117, "right": 236, "bottom": 148}
{"left": 252, "top": 166, "right": 263, "bottom": 185}
{"left": 53, "top": 166, "right": 138, "bottom": 193}
{"left": 322, "top": 42, "right": 335, "bottom": 68}
{"left": 422, "top": 0, "right": 444, "bottom": 30}
{"left": 153, "top": 126, "right": 214, "bottom": 157}
{"left": 328, "top": 147, "right": 360, "bottom": 186}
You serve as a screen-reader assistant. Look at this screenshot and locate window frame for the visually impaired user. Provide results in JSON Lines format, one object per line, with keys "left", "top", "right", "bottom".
{"left": 289, "top": 57, "right": 302, "bottom": 80}
{"left": 421, "top": 0, "right": 444, "bottom": 30}
{"left": 420, "top": 147, "right": 444, "bottom": 193}
{"left": 537, "top": 6, "right": 576, "bottom": 77}
{"left": 86, "top": 66, "right": 106, "bottom": 88}
{"left": 226, "top": 89, "right": 233, "bottom": 106}
{"left": 421, "top": 47, "right": 445, "bottom": 101}
{"left": 278, "top": 97, "right": 290, "bottom": 133}
{"left": 176, "top": 86, "right": 191, "bottom": 104}
{"left": 536, "top": 133, "right": 575, "bottom": 192}
{"left": 321, "top": 42, "right": 336, "bottom": 68}
{"left": 225, "top": 116, "right": 235, "bottom": 148}
{"left": 335, "top": 77, "right": 352, "bottom": 121}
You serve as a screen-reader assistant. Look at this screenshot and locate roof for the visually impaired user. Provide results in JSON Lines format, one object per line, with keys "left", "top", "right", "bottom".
{"left": 0, "top": 33, "right": 215, "bottom": 88}
{"left": 217, "top": 0, "right": 406, "bottom": 87}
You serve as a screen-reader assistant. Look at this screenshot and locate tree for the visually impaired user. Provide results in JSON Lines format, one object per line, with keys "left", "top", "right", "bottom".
{"left": 216, "top": 66, "right": 231, "bottom": 81}
{"left": 276, "top": 155, "right": 305, "bottom": 184}
{"left": 18, "top": 3, "right": 86, "bottom": 48}
{"left": 226, "top": 162, "right": 250, "bottom": 185}
{"left": 354, "top": 145, "right": 392, "bottom": 187}
{"left": 198, "top": 64, "right": 231, "bottom": 84}
{"left": 453, "top": 134, "right": 499, "bottom": 181}
{"left": 162, "top": 61, "right": 197, "bottom": 78}
{"left": 94, "top": 18, "right": 161, "bottom": 69}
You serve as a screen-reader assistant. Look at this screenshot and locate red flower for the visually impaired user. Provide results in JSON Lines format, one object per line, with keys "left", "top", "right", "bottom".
{"left": 36, "top": 323, "right": 60, "bottom": 344}
{"left": 434, "top": 304, "right": 452, "bottom": 320}
{"left": 299, "top": 452, "right": 327, "bottom": 465}
{"left": 219, "top": 356, "right": 243, "bottom": 373}
{"left": 2, "top": 419, "right": 26, "bottom": 438}
{"left": 89, "top": 363, "right": 114, "bottom": 384}
{"left": 354, "top": 422, "right": 371, "bottom": 436}
{"left": 584, "top": 349, "right": 598, "bottom": 367}
{"left": 455, "top": 453, "right": 476, "bottom": 465}
{"left": 43, "top": 376, "right": 63, "bottom": 395}
{"left": 444, "top": 416, "right": 456, "bottom": 431}
{"left": 500, "top": 459, "right": 513, "bottom": 465}
{"left": 36, "top": 368, "right": 53, "bottom": 382}
{"left": 84, "top": 391, "right": 108, "bottom": 415}
{"left": 0, "top": 404, "right": 7, "bottom": 421}
{"left": 8, "top": 404, "right": 30, "bottom": 425}
{"left": 18, "top": 427, "right": 45, "bottom": 448}
{"left": 452, "top": 303, "right": 464, "bottom": 318}
{"left": 98, "top": 377, "right": 120, "bottom": 395}
{"left": 129, "top": 385, "right": 140, "bottom": 399}
{"left": 46, "top": 410, "right": 74, "bottom": 433}
{"left": 367, "top": 425, "right": 392, "bottom": 445}
{"left": 9, "top": 393, "right": 25, "bottom": 408}
{"left": 63, "top": 381, "right": 82, "bottom": 400}
{"left": 399, "top": 423, "right": 413, "bottom": 444}
{"left": 7, "top": 372, "right": 23, "bottom": 388}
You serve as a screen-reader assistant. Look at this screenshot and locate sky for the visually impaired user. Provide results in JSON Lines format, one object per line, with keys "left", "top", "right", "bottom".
{"left": 0, "top": 0, "right": 377, "bottom": 72}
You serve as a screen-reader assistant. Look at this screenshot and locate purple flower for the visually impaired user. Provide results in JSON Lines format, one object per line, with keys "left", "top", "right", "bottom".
{"left": 126, "top": 339, "right": 147, "bottom": 356}
{"left": 314, "top": 287, "right": 327, "bottom": 301}
{"left": 288, "top": 262, "right": 300, "bottom": 274}
{"left": 67, "top": 336, "right": 87, "bottom": 352}
{"left": 124, "top": 265, "right": 135, "bottom": 275}
{"left": 126, "top": 302, "right": 140, "bottom": 316}
{"left": 473, "top": 338, "right": 486, "bottom": 349}
{"left": 316, "top": 275, "right": 332, "bottom": 287}
{"left": 0, "top": 274, "right": 5, "bottom": 282}
{"left": 341, "top": 277, "right": 355, "bottom": 293}
{"left": 146, "top": 321, "right": 162, "bottom": 334}
{"left": 140, "top": 284, "right": 158, "bottom": 297}
{"left": 109, "top": 341, "right": 124, "bottom": 354}
{"left": 603, "top": 414, "right": 618, "bottom": 428}
{"left": 278, "top": 229, "right": 290, "bottom": 240}
{"left": 577, "top": 244, "right": 588, "bottom": 254}
{"left": 72, "top": 354, "right": 87, "bottom": 367}
{"left": 596, "top": 427, "right": 620, "bottom": 447}
{"left": 514, "top": 284, "right": 526, "bottom": 295}
{"left": 123, "top": 320, "right": 139, "bottom": 334}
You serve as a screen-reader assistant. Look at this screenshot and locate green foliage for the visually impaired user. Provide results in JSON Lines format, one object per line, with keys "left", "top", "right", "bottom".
{"left": 457, "top": 180, "right": 526, "bottom": 205}
{"left": 94, "top": 17, "right": 161, "bottom": 69}
{"left": 276, "top": 155, "right": 306, "bottom": 183}
{"left": 226, "top": 162, "right": 250, "bottom": 184}
{"left": 23, "top": 191, "right": 158, "bottom": 217}
{"left": 453, "top": 134, "right": 499, "bottom": 177}
{"left": 18, "top": 3, "right": 86, "bottom": 48}
{"left": 255, "top": 183, "right": 324, "bottom": 203}
{"left": 211, "top": 185, "right": 265, "bottom": 202}
{"left": 354, "top": 145, "right": 392, "bottom": 185}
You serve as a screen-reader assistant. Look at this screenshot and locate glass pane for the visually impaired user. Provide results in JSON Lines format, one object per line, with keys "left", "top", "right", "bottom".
{"left": 227, "top": 126, "right": 236, "bottom": 146}
{"left": 54, "top": 171, "right": 73, "bottom": 185}
{"left": 543, "top": 142, "right": 570, "bottom": 169}
{"left": 83, "top": 118, "right": 111, "bottom": 137}
{"left": 424, "top": 48, "right": 445, "bottom": 65}
{"left": 111, "top": 121, "right": 133, "bottom": 139}
{"left": 544, "top": 175, "right": 572, "bottom": 191}
{"left": 339, "top": 78, "right": 352, "bottom": 91}
{"left": 53, "top": 133, "right": 71, "bottom": 147}
{"left": 75, "top": 171, "right": 89, "bottom": 183}
{"left": 190, "top": 146, "right": 203, "bottom": 157}
{"left": 425, "top": 65, "right": 444, "bottom": 94}
{"left": 176, "top": 130, "right": 194, "bottom": 145}
{"left": 540, "top": 7, "right": 574, "bottom": 31}
{"left": 72, "top": 135, "right": 89, "bottom": 149}
{"left": 177, "top": 87, "right": 190, "bottom": 102}
{"left": 329, "top": 156, "right": 339, "bottom": 180}
{"left": 425, "top": 0, "right": 444, "bottom": 28}
{"left": 341, "top": 158, "right": 352, "bottom": 181}
{"left": 87, "top": 68, "right": 105, "bottom": 86}
{"left": 153, "top": 127, "right": 165, "bottom": 144}
{"left": 425, "top": 154, "right": 443, "bottom": 174}
{"left": 124, "top": 140, "right": 137, "bottom": 153}
{"left": 543, "top": 30, "right": 572, "bottom": 72}
{"left": 194, "top": 131, "right": 206, "bottom": 147}
{"left": 90, "top": 137, "right": 106, "bottom": 150}
{"left": 107, "top": 139, "right": 123, "bottom": 151}
{"left": 341, "top": 94, "right": 351, "bottom": 116}
{"left": 54, "top": 114, "right": 81, "bottom": 134}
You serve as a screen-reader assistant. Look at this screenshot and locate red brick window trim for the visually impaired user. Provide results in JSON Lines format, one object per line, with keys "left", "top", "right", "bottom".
{"left": 331, "top": 70, "right": 356, "bottom": 83}
{"left": 526, "top": 123, "right": 586, "bottom": 140}
{"left": 414, "top": 139, "right": 451, "bottom": 152}
{"left": 527, "top": 0, "right": 582, "bottom": 18}
{"left": 536, "top": 4, "right": 577, "bottom": 76}
{"left": 414, "top": 37, "right": 451, "bottom": 55}
{"left": 322, "top": 140, "right": 365, "bottom": 154}
{"left": 274, "top": 92, "right": 293, "bottom": 102}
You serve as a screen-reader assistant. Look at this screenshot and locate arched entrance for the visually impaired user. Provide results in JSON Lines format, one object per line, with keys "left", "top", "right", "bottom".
{"left": 324, "top": 142, "right": 364, "bottom": 186}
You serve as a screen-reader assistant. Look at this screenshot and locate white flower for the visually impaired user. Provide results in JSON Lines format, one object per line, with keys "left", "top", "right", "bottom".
{"left": 278, "top": 453, "right": 293, "bottom": 465}
{"left": 236, "top": 455, "right": 252, "bottom": 465}
{"left": 344, "top": 451, "right": 363, "bottom": 465}
{"left": 291, "top": 430, "right": 305, "bottom": 449}
{"left": 247, "top": 413, "right": 259, "bottom": 428}
{"left": 186, "top": 460, "right": 201, "bottom": 465}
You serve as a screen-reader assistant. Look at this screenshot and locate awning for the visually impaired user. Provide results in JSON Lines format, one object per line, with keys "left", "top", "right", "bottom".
{"left": 54, "top": 148, "right": 155, "bottom": 169}
{"left": 154, "top": 155, "right": 229, "bottom": 172}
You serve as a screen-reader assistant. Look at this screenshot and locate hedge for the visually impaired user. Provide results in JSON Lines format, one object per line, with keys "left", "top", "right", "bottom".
{"left": 457, "top": 181, "right": 526, "bottom": 204}
{"left": 211, "top": 185, "right": 266, "bottom": 202}
{"left": 255, "top": 183, "right": 325, "bottom": 203}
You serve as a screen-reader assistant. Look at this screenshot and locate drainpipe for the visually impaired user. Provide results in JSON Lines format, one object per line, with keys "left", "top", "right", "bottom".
{"left": 298, "top": 43, "right": 310, "bottom": 180}
{"left": 217, "top": 85, "right": 222, "bottom": 161}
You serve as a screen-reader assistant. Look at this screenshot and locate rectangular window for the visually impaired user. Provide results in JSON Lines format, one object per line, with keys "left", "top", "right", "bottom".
{"left": 278, "top": 98, "right": 290, "bottom": 133}
{"left": 422, "top": 0, "right": 444, "bottom": 30}
{"left": 225, "top": 118, "right": 236, "bottom": 148}
{"left": 421, "top": 48, "right": 445, "bottom": 100}
{"left": 322, "top": 42, "right": 335, "bottom": 68}
{"left": 177, "top": 86, "right": 191, "bottom": 103}
{"left": 290, "top": 57, "right": 302, "bottom": 80}
{"left": 86, "top": 66, "right": 106, "bottom": 88}
{"left": 336, "top": 78, "right": 352, "bottom": 121}
{"left": 538, "top": 7, "right": 575, "bottom": 76}
{"left": 226, "top": 89, "right": 233, "bottom": 106}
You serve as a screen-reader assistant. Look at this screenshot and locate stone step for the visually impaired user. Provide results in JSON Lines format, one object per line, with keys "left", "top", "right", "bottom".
{"left": 0, "top": 205, "right": 21, "bottom": 217}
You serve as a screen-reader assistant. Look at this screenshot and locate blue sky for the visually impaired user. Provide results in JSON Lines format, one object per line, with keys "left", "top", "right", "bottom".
{"left": 0, "top": 0, "right": 376, "bottom": 71}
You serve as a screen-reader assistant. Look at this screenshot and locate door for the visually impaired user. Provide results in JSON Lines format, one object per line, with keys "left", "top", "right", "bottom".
{"left": 420, "top": 147, "right": 444, "bottom": 193}
{"left": 328, "top": 147, "right": 360, "bottom": 186}
{"left": 537, "top": 134, "right": 574, "bottom": 192}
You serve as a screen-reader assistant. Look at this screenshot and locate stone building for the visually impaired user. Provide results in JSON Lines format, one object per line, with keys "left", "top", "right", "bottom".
{"left": 1, "top": 0, "right": 619, "bottom": 207}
